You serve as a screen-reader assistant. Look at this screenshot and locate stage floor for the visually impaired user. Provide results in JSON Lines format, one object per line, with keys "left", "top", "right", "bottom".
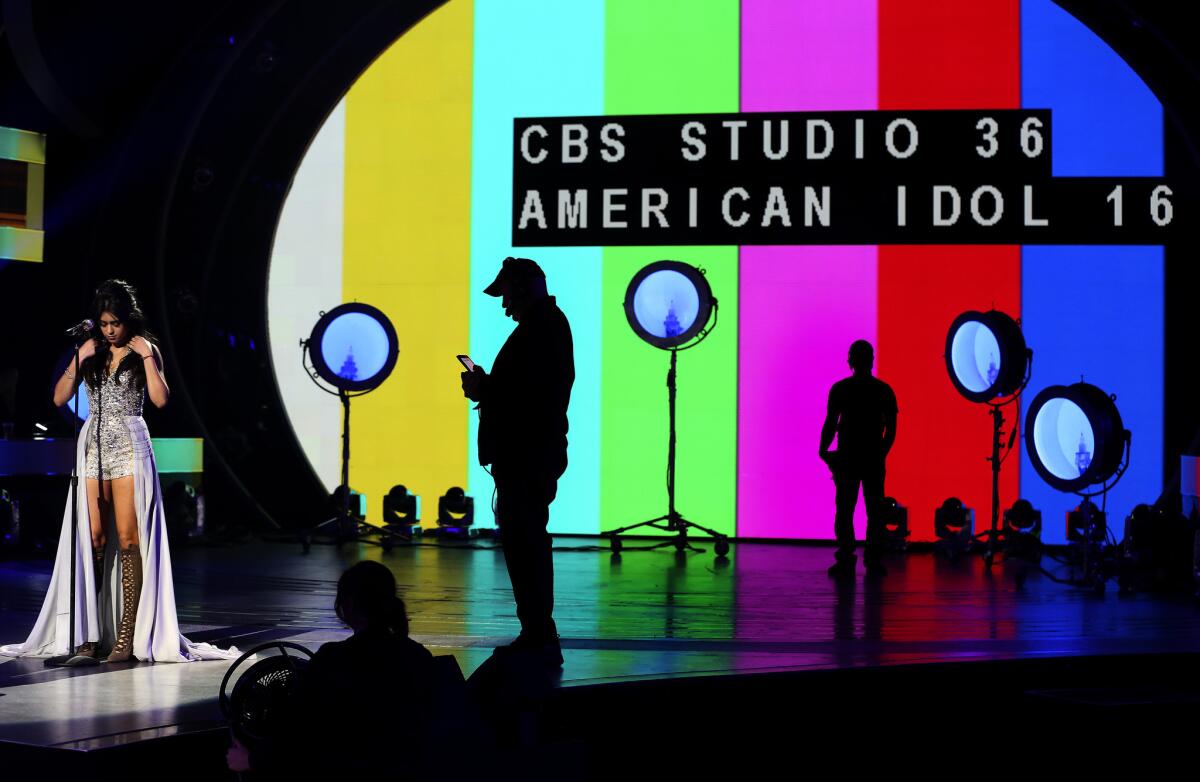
{"left": 2, "top": 539, "right": 1200, "bottom": 753}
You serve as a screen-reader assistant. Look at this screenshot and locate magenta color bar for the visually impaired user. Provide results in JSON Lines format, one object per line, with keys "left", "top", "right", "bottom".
{"left": 737, "top": 0, "right": 878, "bottom": 539}
{"left": 740, "top": 0, "right": 879, "bottom": 112}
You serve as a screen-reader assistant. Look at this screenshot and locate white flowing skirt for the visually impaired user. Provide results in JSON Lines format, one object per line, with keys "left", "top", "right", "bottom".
{"left": 1, "top": 416, "right": 239, "bottom": 662}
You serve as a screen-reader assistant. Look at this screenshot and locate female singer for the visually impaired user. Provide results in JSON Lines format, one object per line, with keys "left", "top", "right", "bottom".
{"left": 1, "top": 280, "right": 236, "bottom": 662}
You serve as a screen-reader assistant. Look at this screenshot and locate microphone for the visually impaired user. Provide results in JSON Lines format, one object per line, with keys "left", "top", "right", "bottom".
{"left": 65, "top": 319, "right": 94, "bottom": 337}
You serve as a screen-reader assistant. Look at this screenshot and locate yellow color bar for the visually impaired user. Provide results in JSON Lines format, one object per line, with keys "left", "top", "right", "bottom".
{"left": 342, "top": 1, "right": 473, "bottom": 522}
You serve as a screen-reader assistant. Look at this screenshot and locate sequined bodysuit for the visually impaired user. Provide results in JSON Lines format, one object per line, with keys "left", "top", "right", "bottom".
{"left": 84, "top": 358, "right": 145, "bottom": 480}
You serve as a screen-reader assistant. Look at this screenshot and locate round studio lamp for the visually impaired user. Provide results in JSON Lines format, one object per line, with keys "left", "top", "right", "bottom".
{"left": 1024, "top": 382, "right": 1130, "bottom": 494}
{"left": 299, "top": 302, "right": 406, "bottom": 550}
{"left": 624, "top": 260, "right": 715, "bottom": 350}
{"left": 945, "top": 310, "right": 1029, "bottom": 403}
{"left": 306, "top": 302, "right": 398, "bottom": 393}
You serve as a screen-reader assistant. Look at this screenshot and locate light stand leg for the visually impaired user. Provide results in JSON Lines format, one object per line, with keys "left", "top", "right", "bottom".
{"left": 983, "top": 405, "right": 1004, "bottom": 567}
{"left": 305, "top": 389, "right": 412, "bottom": 552}
{"left": 339, "top": 389, "right": 352, "bottom": 540}
{"left": 602, "top": 349, "right": 731, "bottom": 558}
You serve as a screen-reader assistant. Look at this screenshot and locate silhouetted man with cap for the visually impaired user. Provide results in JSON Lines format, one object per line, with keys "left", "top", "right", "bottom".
{"left": 461, "top": 257, "right": 573, "bottom": 667}
{"left": 820, "top": 340, "right": 897, "bottom": 578}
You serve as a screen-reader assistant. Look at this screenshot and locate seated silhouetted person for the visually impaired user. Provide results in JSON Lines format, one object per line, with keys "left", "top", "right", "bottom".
{"left": 819, "top": 340, "right": 898, "bottom": 578}
{"left": 241, "top": 561, "right": 442, "bottom": 778}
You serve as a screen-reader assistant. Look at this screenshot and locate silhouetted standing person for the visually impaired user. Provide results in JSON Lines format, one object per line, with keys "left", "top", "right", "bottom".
{"left": 820, "top": 340, "right": 897, "bottom": 578}
{"left": 461, "top": 257, "right": 573, "bottom": 667}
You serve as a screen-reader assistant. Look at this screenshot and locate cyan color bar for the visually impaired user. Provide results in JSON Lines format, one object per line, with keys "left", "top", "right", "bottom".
{"left": 468, "top": 0, "right": 604, "bottom": 533}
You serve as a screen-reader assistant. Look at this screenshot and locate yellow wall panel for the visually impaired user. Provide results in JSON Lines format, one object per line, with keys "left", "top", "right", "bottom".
{"left": 343, "top": 1, "right": 472, "bottom": 522}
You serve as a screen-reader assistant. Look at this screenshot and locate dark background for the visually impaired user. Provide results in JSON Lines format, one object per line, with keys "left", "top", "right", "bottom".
{"left": 0, "top": 0, "right": 1196, "bottom": 538}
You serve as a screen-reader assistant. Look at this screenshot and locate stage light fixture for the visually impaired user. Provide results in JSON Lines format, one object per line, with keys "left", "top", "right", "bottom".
{"left": 999, "top": 498, "right": 1043, "bottom": 565}
{"left": 1121, "top": 503, "right": 1155, "bottom": 556}
{"left": 1117, "top": 504, "right": 1194, "bottom": 593}
{"left": 1003, "top": 498, "right": 1042, "bottom": 538}
{"left": 383, "top": 485, "right": 419, "bottom": 527}
{"left": 1066, "top": 498, "right": 1107, "bottom": 544}
{"left": 1024, "top": 382, "right": 1130, "bottom": 495}
{"left": 378, "top": 484, "right": 420, "bottom": 550}
{"left": 219, "top": 642, "right": 314, "bottom": 752}
{"left": 945, "top": 310, "right": 1030, "bottom": 403}
{"left": 305, "top": 302, "right": 398, "bottom": 394}
{"left": 623, "top": 260, "right": 715, "bottom": 350}
{"left": 437, "top": 487, "right": 474, "bottom": 531}
{"left": 935, "top": 497, "right": 974, "bottom": 538}
{"left": 879, "top": 496, "right": 910, "bottom": 551}
{"left": 328, "top": 485, "right": 365, "bottom": 518}
{"left": 934, "top": 497, "right": 975, "bottom": 558}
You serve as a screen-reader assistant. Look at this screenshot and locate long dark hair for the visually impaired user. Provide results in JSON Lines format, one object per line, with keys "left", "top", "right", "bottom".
{"left": 334, "top": 560, "right": 409, "bottom": 637}
{"left": 81, "top": 279, "right": 154, "bottom": 390}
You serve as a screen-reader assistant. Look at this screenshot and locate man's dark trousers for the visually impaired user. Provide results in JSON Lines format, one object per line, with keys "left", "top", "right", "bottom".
{"left": 833, "top": 454, "right": 886, "bottom": 564}
{"left": 494, "top": 465, "right": 559, "bottom": 641}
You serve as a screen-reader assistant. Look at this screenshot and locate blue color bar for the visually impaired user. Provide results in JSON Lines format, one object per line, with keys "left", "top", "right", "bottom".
{"left": 1020, "top": 0, "right": 1164, "bottom": 542}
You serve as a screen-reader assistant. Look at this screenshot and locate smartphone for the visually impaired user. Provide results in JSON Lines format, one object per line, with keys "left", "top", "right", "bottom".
{"left": 457, "top": 354, "right": 476, "bottom": 371}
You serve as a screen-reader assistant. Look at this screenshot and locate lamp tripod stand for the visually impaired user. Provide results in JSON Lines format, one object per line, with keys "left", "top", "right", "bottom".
{"left": 601, "top": 348, "right": 730, "bottom": 559}
{"left": 299, "top": 328, "right": 411, "bottom": 554}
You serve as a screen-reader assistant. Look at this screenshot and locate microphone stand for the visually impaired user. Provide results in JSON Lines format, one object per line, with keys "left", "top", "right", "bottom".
{"left": 45, "top": 339, "right": 100, "bottom": 668}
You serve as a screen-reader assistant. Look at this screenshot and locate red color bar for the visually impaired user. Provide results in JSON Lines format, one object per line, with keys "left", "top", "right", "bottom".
{"left": 877, "top": 1, "right": 1022, "bottom": 540}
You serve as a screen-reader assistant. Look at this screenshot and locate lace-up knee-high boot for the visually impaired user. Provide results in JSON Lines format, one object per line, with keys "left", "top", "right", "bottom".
{"left": 104, "top": 546, "right": 142, "bottom": 663}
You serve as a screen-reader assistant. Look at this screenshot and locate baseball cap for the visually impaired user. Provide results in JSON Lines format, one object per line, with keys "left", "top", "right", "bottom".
{"left": 483, "top": 257, "right": 545, "bottom": 297}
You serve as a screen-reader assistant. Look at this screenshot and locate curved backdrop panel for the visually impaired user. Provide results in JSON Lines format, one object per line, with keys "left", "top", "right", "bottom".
{"left": 269, "top": 0, "right": 1164, "bottom": 543}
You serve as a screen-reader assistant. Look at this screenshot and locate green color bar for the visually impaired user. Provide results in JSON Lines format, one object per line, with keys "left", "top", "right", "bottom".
{"left": 152, "top": 438, "right": 204, "bottom": 474}
{"left": 0, "top": 126, "right": 46, "bottom": 164}
{"left": 602, "top": 1, "right": 740, "bottom": 537}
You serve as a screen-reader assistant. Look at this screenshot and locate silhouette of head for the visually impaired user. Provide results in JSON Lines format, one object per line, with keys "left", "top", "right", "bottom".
{"left": 334, "top": 560, "right": 409, "bottom": 636}
{"left": 848, "top": 340, "right": 874, "bottom": 375}
{"left": 484, "top": 257, "right": 547, "bottom": 322}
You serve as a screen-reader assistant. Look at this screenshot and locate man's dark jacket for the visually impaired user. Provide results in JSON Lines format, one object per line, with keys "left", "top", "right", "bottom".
{"left": 477, "top": 296, "right": 574, "bottom": 476}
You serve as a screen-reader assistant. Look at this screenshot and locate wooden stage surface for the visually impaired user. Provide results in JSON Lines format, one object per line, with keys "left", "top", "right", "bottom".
{"left": 2, "top": 538, "right": 1199, "bottom": 760}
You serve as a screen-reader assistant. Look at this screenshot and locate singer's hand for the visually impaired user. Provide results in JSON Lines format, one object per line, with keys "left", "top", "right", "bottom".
{"left": 128, "top": 336, "right": 154, "bottom": 359}
{"left": 77, "top": 339, "right": 98, "bottom": 361}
